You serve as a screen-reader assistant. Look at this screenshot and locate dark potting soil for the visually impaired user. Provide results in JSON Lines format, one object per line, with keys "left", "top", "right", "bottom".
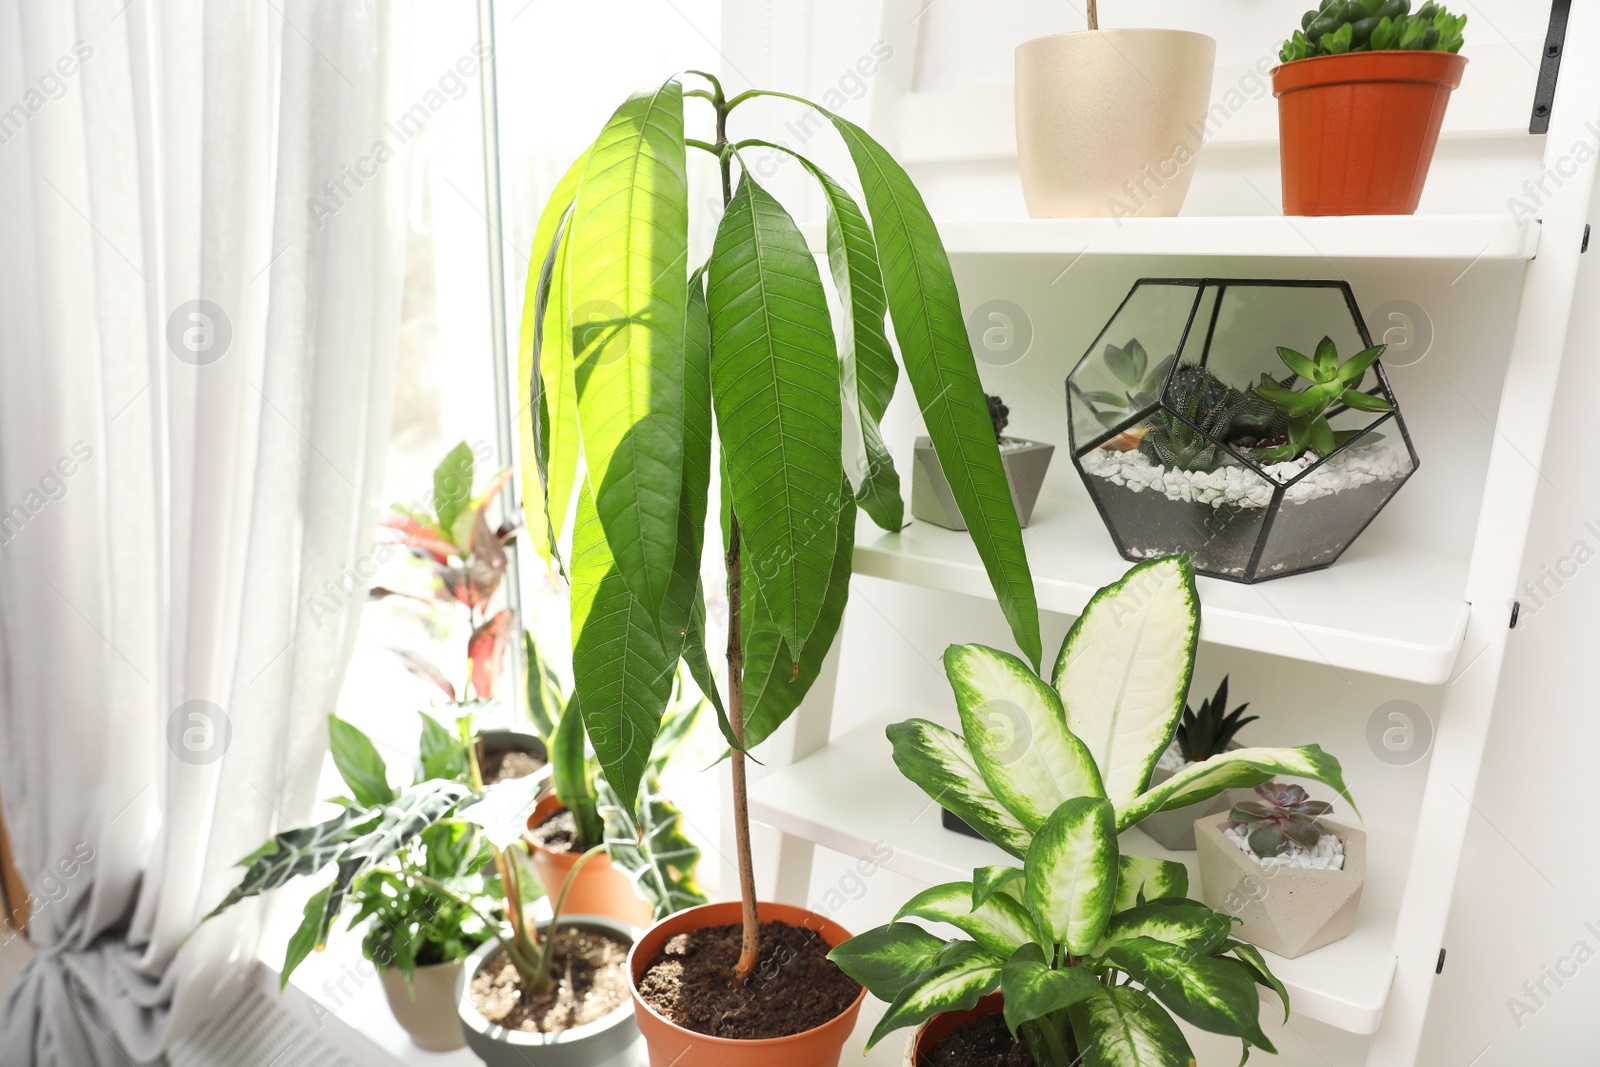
{"left": 636, "top": 920, "right": 861, "bottom": 1040}
{"left": 527, "top": 808, "right": 578, "bottom": 852}
{"left": 469, "top": 927, "right": 630, "bottom": 1032}
{"left": 481, "top": 746, "right": 546, "bottom": 785}
{"left": 921, "top": 1015, "right": 1035, "bottom": 1067}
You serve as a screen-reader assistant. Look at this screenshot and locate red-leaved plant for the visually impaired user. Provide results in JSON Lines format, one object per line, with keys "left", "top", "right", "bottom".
{"left": 1230, "top": 781, "right": 1333, "bottom": 857}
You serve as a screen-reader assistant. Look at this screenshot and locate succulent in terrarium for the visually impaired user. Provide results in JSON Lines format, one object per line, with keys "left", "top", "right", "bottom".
{"left": 1139, "top": 365, "right": 1284, "bottom": 473}
{"left": 1230, "top": 781, "right": 1334, "bottom": 858}
{"left": 986, "top": 393, "right": 1009, "bottom": 441}
{"left": 1250, "top": 336, "right": 1393, "bottom": 462}
{"left": 1280, "top": 0, "right": 1468, "bottom": 65}
{"left": 1071, "top": 338, "right": 1176, "bottom": 431}
{"left": 1175, "top": 675, "right": 1258, "bottom": 763}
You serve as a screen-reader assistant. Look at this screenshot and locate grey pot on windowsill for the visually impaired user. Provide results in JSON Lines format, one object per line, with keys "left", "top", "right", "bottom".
{"left": 912, "top": 435, "right": 1055, "bottom": 530}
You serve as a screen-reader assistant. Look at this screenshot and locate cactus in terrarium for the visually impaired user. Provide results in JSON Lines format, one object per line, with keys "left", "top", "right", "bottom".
{"left": 1280, "top": 0, "right": 1467, "bottom": 64}
{"left": 1230, "top": 781, "right": 1334, "bottom": 857}
{"left": 1139, "top": 365, "right": 1283, "bottom": 473}
{"left": 1175, "top": 675, "right": 1259, "bottom": 763}
{"left": 1251, "top": 336, "right": 1393, "bottom": 462}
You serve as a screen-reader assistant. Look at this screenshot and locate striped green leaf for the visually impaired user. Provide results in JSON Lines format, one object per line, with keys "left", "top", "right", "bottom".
{"left": 1224, "top": 938, "right": 1291, "bottom": 1022}
{"left": 1051, "top": 557, "right": 1200, "bottom": 813}
{"left": 866, "top": 941, "right": 1004, "bottom": 1050}
{"left": 1067, "top": 987, "right": 1193, "bottom": 1067}
{"left": 972, "top": 865, "right": 1025, "bottom": 910}
{"left": 1000, "top": 943, "right": 1101, "bottom": 1034}
{"left": 895, "top": 881, "right": 1039, "bottom": 959}
{"left": 1103, "top": 936, "right": 1275, "bottom": 1053}
{"left": 944, "top": 643, "right": 1104, "bottom": 831}
{"left": 1113, "top": 856, "right": 1190, "bottom": 912}
{"left": 1094, "top": 900, "right": 1232, "bottom": 956}
{"left": 828, "top": 922, "right": 947, "bottom": 1003}
{"left": 708, "top": 172, "right": 843, "bottom": 660}
{"left": 567, "top": 79, "right": 689, "bottom": 627}
{"left": 1116, "top": 745, "right": 1356, "bottom": 831}
{"left": 1024, "top": 797, "right": 1117, "bottom": 955}
{"left": 886, "top": 718, "right": 1032, "bottom": 858}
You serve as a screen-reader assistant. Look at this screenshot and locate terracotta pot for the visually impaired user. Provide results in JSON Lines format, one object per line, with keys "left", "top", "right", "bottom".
{"left": 524, "top": 794, "right": 653, "bottom": 928}
{"left": 457, "top": 915, "right": 643, "bottom": 1067}
{"left": 1195, "top": 811, "right": 1366, "bottom": 958}
{"left": 1015, "top": 29, "right": 1216, "bottom": 218}
{"left": 904, "top": 993, "right": 1005, "bottom": 1066}
{"left": 628, "top": 900, "right": 867, "bottom": 1067}
{"left": 378, "top": 959, "right": 467, "bottom": 1052}
{"left": 1272, "top": 50, "right": 1467, "bottom": 216}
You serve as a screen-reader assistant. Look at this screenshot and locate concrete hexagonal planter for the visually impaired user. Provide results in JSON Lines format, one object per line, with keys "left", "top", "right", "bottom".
{"left": 912, "top": 435, "right": 1054, "bottom": 530}
{"left": 1195, "top": 811, "right": 1365, "bottom": 959}
{"left": 1134, "top": 744, "right": 1253, "bottom": 851}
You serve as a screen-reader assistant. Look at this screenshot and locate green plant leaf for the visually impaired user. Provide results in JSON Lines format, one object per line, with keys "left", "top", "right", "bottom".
{"left": 1274, "top": 346, "right": 1318, "bottom": 382}
{"left": 1094, "top": 900, "right": 1232, "bottom": 956}
{"left": 523, "top": 633, "right": 565, "bottom": 743}
{"left": 1051, "top": 557, "right": 1199, "bottom": 813}
{"left": 598, "top": 773, "right": 707, "bottom": 920}
{"left": 999, "top": 943, "right": 1101, "bottom": 1034}
{"left": 895, "top": 881, "right": 1040, "bottom": 959}
{"left": 1340, "top": 388, "right": 1394, "bottom": 413}
{"left": 1067, "top": 986, "right": 1194, "bottom": 1067}
{"left": 570, "top": 483, "right": 679, "bottom": 814}
{"left": 1113, "top": 856, "right": 1190, "bottom": 912}
{"left": 886, "top": 718, "right": 1032, "bottom": 857}
{"left": 708, "top": 171, "right": 843, "bottom": 661}
{"left": 432, "top": 443, "right": 474, "bottom": 546}
{"left": 1224, "top": 938, "right": 1291, "bottom": 1022}
{"left": 418, "top": 711, "right": 468, "bottom": 783}
{"left": 281, "top": 886, "right": 332, "bottom": 990}
{"left": 328, "top": 715, "right": 395, "bottom": 808}
{"left": 866, "top": 941, "right": 1004, "bottom": 1050}
{"left": 1337, "top": 343, "right": 1385, "bottom": 384}
{"left": 1024, "top": 796, "right": 1117, "bottom": 955}
{"left": 945, "top": 643, "right": 1104, "bottom": 830}
{"left": 972, "top": 865, "right": 1025, "bottom": 909}
{"left": 567, "top": 78, "right": 689, "bottom": 629}
{"left": 829, "top": 922, "right": 949, "bottom": 1004}
{"left": 664, "top": 266, "right": 716, "bottom": 658}
{"left": 1117, "top": 745, "right": 1356, "bottom": 830}
{"left": 456, "top": 774, "right": 543, "bottom": 851}
{"left": 1104, "top": 936, "right": 1275, "bottom": 1053}
{"left": 208, "top": 804, "right": 385, "bottom": 919}
{"left": 551, "top": 697, "right": 602, "bottom": 848}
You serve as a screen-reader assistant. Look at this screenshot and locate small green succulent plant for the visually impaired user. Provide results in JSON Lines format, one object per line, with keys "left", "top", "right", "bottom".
{"left": 1250, "top": 337, "right": 1393, "bottom": 462}
{"left": 1231, "top": 782, "right": 1334, "bottom": 858}
{"left": 1280, "top": 0, "right": 1467, "bottom": 64}
{"left": 1072, "top": 338, "right": 1176, "bottom": 432}
{"left": 1139, "top": 366, "right": 1283, "bottom": 473}
{"left": 1175, "top": 676, "right": 1258, "bottom": 764}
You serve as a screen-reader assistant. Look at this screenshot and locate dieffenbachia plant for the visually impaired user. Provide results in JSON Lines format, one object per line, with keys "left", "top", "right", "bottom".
{"left": 520, "top": 73, "right": 1040, "bottom": 977}
{"left": 831, "top": 556, "right": 1357, "bottom": 1065}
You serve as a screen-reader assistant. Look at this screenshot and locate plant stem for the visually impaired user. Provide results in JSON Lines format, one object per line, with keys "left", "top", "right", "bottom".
{"left": 715, "top": 96, "right": 762, "bottom": 985}
{"left": 1023, "top": 1015, "right": 1075, "bottom": 1067}
{"left": 1086, "top": 0, "right": 1098, "bottom": 31}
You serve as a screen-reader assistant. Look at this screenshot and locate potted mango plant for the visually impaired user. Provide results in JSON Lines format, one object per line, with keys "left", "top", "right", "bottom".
{"left": 831, "top": 556, "right": 1358, "bottom": 1064}
{"left": 1274, "top": 1, "right": 1469, "bottom": 214}
{"left": 520, "top": 71, "right": 1042, "bottom": 1067}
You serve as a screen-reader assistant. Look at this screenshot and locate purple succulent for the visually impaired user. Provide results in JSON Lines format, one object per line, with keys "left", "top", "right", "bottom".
{"left": 1230, "top": 782, "right": 1333, "bottom": 858}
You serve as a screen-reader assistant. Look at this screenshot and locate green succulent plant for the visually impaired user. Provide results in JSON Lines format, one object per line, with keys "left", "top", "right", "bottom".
{"left": 1174, "top": 675, "right": 1258, "bottom": 764}
{"left": 1138, "top": 366, "right": 1283, "bottom": 473}
{"left": 1250, "top": 337, "right": 1393, "bottom": 462}
{"left": 1231, "top": 782, "right": 1335, "bottom": 858}
{"left": 1280, "top": 0, "right": 1467, "bottom": 64}
{"left": 1072, "top": 338, "right": 1176, "bottom": 432}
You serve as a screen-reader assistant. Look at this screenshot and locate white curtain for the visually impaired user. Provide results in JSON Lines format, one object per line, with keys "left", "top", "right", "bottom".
{"left": 0, "top": 1, "right": 410, "bottom": 1063}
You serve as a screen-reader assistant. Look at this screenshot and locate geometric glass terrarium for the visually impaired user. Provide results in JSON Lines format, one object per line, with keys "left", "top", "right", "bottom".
{"left": 1067, "top": 279, "right": 1418, "bottom": 583}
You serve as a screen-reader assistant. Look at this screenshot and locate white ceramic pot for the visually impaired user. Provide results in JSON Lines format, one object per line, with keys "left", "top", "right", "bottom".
{"left": 1015, "top": 29, "right": 1216, "bottom": 218}
{"left": 379, "top": 960, "right": 468, "bottom": 1052}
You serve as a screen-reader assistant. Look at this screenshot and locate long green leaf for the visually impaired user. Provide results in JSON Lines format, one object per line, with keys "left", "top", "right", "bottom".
{"left": 567, "top": 78, "right": 689, "bottom": 627}
{"left": 886, "top": 718, "right": 1032, "bottom": 857}
{"left": 972, "top": 865, "right": 1025, "bottom": 909}
{"left": 1051, "top": 557, "right": 1199, "bottom": 813}
{"left": 207, "top": 805, "right": 383, "bottom": 919}
{"left": 664, "top": 267, "right": 716, "bottom": 672}
{"left": 944, "top": 643, "right": 1103, "bottom": 831}
{"left": 551, "top": 698, "right": 601, "bottom": 847}
{"left": 327, "top": 715, "right": 394, "bottom": 808}
{"left": 1094, "top": 900, "right": 1232, "bottom": 956}
{"left": 1024, "top": 797, "right": 1117, "bottom": 955}
{"left": 1224, "top": 938, "right": 1291, "bottom": 1022}
{"left": 707, "top": 171, "right": 843, "bottom": 660}
{"left": 1067, "top": 987, "right": 1194, "bottom": 1067}
{"left": 1116, "top": 744, "right": 1355, "bottom": 831}
{"left": 895, "top": 881, "right": 1039, "bottom": 959}
{"left": 764, "top": 95, "right": 1039, "bottom": 668}
{"left": 828, "top": 922, "right": 947, "bottom": 1004}
{"left": 1113, "top": 856, "right": 1190, "bottom": 912}
{"left": 1000, "top": 943, "right": 1101, "bottom": 1035}
{"left": 1104, "top": 936, "right": 1275, "bottom": 1053}
{"left": 418, "top": 711, "right": 469, "bottom": 783}
{"left": 280, "top": 886, "right": 332, "bottom": 990}
{"left": 866, "top": 941, "right": 1004, "bottom": 1050}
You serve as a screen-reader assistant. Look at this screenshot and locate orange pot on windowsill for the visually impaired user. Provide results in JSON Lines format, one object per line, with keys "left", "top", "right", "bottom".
{"left": 1272, "top": 50, "right": 1467, "bottom": 215}
{"left": 523, "top": 793, "right": 653, "bottom": 928}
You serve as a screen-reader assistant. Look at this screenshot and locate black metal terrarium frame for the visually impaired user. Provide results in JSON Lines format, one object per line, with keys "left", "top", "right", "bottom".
{"left": 1066, "top": 277, "right": 1421, "bottom": 583}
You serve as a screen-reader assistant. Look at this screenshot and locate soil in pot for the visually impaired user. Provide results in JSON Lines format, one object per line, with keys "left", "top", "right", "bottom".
{"left": 636, "top": 920, "right": 860, "bottom": 1040}
{"left": 469, "top": 926, "right": 631, "bottom": 1033}
{"left": 480, "top": 745, "right": 546, "bottom": 784}
{"left": 527, "top": 808, "right": 579, "bottom": 850}
{"left": 921, "top": 1014, "right": 1034, "bottom": 1067}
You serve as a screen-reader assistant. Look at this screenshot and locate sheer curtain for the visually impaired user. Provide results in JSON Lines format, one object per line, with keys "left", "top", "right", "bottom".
{"left": 0, "top": 1, "right": 410, "bottom": 1063}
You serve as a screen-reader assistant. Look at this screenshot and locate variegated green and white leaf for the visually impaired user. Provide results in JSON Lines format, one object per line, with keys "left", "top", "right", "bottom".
{"left": 1113, "top": 855, "right": 1190, "bottom": 912}
{"left": 1116, "top": 744, "right": 1356, "bottom": 831}
{"left": 597, "top": 773, "right": 708, "bottom": 920}
{"left": 1067, "top": 987, "right": 1193, "bottom": 1067}
{"left": 1000, "top": 943, "right": 1102, "bottom": 1034}
{"left": 1104, "top": 936, "right": 1275, "bottom": 1053}
{"left": 1094, "top": 900, "right": 1232, "bottom": 957}
{"left": 1024, "top": 797, "right": 1117, "bottom": 955}
{"left": 866, "top": 941, "right": 1004, "bottom": 1050}
{"left": 945, "top": 643, "right": 1103, "bottom": 831}
{"left": 828, "top": 922, "right": 947, "bottom": 1003}
{"left": 895, "top": 881, "right": 1039, "bottom": 959}
{"left": 886, "top": 718, "right": 1031, "bottom": 857}
{"left": 1052, "top": 557, "right": 1200, "bottom": 814}
{"left": 1224, "top": 939, "right": 1291, "bottom": 1022}
{"left": 972, "top": 865, "right": 1024, "bottom": 910}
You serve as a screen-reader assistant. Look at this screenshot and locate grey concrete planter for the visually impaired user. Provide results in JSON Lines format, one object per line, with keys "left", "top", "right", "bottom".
{"left": 1134, "top": 745, "right": 1253, "bottom": 851}
{"left": 1195, "top": 812, "right": 1366, "bottom": 959}
{"left": 912, "top": 436, "right": 1054, "bottom": 530}
{"left": 456, "top": 915, "right": 643, "bottom": 1067}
